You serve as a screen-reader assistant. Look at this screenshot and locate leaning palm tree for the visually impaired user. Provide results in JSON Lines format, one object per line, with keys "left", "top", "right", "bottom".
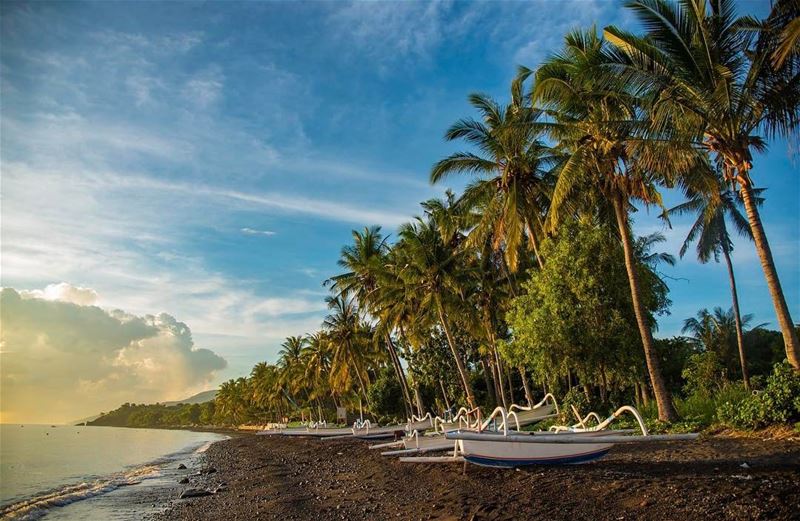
{"left": 530, "top": 29, "right": 695, "bottom": 420}
{"left": 604, "top": 0, "right": 800, "bottom": 368}
{"left": 665, "top": 178, "right": 764, "bottom": 389}
{"left": 430, "top": 82, "right": 555, "bottom": 271}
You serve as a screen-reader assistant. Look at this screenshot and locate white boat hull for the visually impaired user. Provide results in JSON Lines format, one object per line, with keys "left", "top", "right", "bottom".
{"left": 460, "top": 436, "right": 612, "bottom": 467}
{"left": 402, "top": 434, "right": 454, "bottom": 452}
{"left": 281, "top": 427, "right": 353, "bottom": 437}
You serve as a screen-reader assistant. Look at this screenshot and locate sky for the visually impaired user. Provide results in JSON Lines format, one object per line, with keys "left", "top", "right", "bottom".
{"left": 1, "top": 0, "right": 798, "bottom": 423}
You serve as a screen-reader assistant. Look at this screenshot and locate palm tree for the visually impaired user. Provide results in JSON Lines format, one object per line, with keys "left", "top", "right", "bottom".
{"left": 752, "top": 0, "right": 800, "bottom": 69}
{"left": 665, "top": 178, "right": 764, "bottom": 389}
{"left": 430, "top": 83, "right": 555, "bottom": 271}
{"left": 327, "top": 226, "right": 414, "bottom": 418}
{"left": 278, "top": 335, "right": 306, "bottom": 388}
{"left": 302, "top": 332, "right": 333, "bottom": 396}
{"left": 683, "top": 307, "right": 765, "bottom": 376}
{"left": 532, "top": 29, "right": 688, "bottom": 420}
{"left": 216, "top": 377, "right": 250, "bottom": 425}
{"left": 250, "top": 362, "right": 283, "bottom": 422}
{"left": 322, "top": 294, "right": 373, "bottom": 404}
{"left": 302, "top": 332, "right": 336, "bottom": 418}
{"left": 605, "top": 0, "right": 800, "bottom": 368}
{"left": 394, "top": 214, "right": 477, "bottom": 408}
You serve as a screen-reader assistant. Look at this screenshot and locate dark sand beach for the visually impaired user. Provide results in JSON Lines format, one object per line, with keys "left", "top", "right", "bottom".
{"left": 155, "top": 433, "right": 800, "bottom": 520}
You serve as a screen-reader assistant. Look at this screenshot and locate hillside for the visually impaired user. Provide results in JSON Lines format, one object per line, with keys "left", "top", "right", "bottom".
{"left": 162, "top": 389, "right": 218, "bottom": 406}
{"left": 81, "top": 390, "right": 218, "bottom": 427}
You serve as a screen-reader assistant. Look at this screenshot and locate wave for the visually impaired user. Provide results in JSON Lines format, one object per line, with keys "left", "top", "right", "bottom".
{"left": 0, "top": 465, "right": 160, "bottom": 520}
{"left": 0, "top": 436, "right": 224, "bottom": 520}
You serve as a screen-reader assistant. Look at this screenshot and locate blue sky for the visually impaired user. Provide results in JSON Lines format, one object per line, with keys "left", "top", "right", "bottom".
{"left": 2, "top": 0, "right": 798, "bottom": 391}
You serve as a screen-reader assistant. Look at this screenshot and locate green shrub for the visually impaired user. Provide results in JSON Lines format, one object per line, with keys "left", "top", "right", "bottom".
{"left": 367, "top": 368, "right": 405, "bottom": 420}
{"left": 558, "top": 387, "right": 601, "bottom": 424}
{"left": 682, "top": 351, "right": 725, "bottom": 396}
{"left": 717, "top": 361, "right": 800, "bottom": 429}
{"left": 676, "top": 393, "right": 717, "bottom": 425}
{"left": 749, "top": 374, "right": 766, "bottom": 391}
{"left": 675, "top": 382, "right": 749, "bottom": 430}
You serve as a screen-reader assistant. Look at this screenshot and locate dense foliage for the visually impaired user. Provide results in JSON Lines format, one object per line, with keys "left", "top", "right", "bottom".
{"left": 88, "top": 402, "right": 215, "bottom": 428}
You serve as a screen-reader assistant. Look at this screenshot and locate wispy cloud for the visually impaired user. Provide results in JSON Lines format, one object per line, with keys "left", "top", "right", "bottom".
{"left": 241, "top": 227, "right": 276, "bottom": 236}
{"left": 326, "top": 1, "right": 450, "bottom": 67}
{"left": 183, "top": 66, "right": 224, "bottom": 108}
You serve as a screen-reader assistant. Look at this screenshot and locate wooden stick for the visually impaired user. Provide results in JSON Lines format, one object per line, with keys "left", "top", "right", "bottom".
{"left": 399, "top": 456, "right": 465, "bottom": 463}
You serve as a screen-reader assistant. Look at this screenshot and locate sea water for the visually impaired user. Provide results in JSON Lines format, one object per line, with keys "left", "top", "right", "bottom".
{"left": 0, "top": 424, "right": 226, "bottom": 520}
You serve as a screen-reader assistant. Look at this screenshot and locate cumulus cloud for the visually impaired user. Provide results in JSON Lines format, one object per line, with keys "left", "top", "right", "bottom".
{"left": 0, "top": 286, "right": 227, "bottom": 424}
{"left": 19, "top": 282, "right": 99, "bottom": 306}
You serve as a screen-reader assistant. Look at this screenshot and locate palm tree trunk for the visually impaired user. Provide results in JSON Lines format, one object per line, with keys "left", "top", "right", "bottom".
{"left": 414, "top": 385, "right": 424, "bottom": 416}
{"left": 721, "top": 245, "right": 750, "bottom": 390}
{"left": 352, "top": 361, "right": 370, "bottom": 406}
{"left": 499, "top": 256, "right": 519, "bottom": 297}
{"left": 486, "top": 358, "right": 502, "bottom": 406}
{"left": 481, "top": 359, "right": 497, "bottom": 406}
{"left": 739, "top": 178, "right": 800, "bottom": 370}
{"left": 436, "top": 299, "right": 476, "bottom": 408}
{"left": 613, "top": 196, "right": 677, "bottom": 421}
{"left": 483, "top": 316, "right": 508, "bottom": 408}
{"left": 526, "top": 222, "right": 545, "bottom": 269}
{"left": 385, "top": 333, "right": 414, "bottom": 418}
{"left": 505, "top": 365, "right": 516, "bottom": 404}
{"left": 518, "top": 366, "right": 534, "bottom": 406}
{"left": 599, "top": 365, "right": 608, "bottom": 403}
{"left": 439, "top": 378, "right": 451, "bottom": 412}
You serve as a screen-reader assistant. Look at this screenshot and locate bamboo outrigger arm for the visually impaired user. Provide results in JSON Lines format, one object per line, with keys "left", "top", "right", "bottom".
{"left": 509, "top": 393, "right": 560, "bottom": 415}
{"left": 408, "top": 412, "right": 433, "bottom": 424}
{"left": 433, "top": 406, "right": 482, "bottom": 433}
{"left": 550, "top": 405, "right": 649, "bottom": 435}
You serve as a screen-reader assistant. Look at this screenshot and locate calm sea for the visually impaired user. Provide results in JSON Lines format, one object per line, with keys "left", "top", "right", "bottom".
{"left": 0, "top": 424, "right": 226, "bottom": 520}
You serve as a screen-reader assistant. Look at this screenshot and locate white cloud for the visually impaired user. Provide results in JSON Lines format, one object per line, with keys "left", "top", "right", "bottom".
{"left": 241, "top": 227, "right": 276, "bottom": 236}
{"left": 183, "top": 66, "right": 224, "bottom": 108}
{"left": 0, "top": 287, "right": 227, "bottom": 424}
{"left": 91, "top": 30, "right": 204, "bottom": 55}
{"left": 19, "top": 282, "right": 99, "bottom": 306}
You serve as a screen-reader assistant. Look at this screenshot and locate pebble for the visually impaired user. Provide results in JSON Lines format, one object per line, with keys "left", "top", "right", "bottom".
{"left": 180, "top": 488, "right": 214, "bottom": 499}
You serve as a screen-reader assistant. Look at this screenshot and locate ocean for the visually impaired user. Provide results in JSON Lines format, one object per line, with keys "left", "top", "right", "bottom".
{"left": 0, "top": 424, "right": 227, "bottom": 520}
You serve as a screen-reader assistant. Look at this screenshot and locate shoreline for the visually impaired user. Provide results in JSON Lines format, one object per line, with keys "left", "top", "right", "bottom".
{"left": 0, "top": 426, "right": 228, "bottom": 521}
{"left": 156, "top": 433, "right": 800, "bottom": 520}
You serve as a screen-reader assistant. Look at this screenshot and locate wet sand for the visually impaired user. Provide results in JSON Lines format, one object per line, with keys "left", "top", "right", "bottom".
{"left": 156, "top": 433, "right": 800, "bottom": 520}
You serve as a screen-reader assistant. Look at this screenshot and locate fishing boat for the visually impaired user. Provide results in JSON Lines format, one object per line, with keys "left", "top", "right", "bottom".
{"left": 384, "top": 395, "right": 560, "bottom": 457}
{"left": 446, "top": 405, "right": 699, "bottom": 468}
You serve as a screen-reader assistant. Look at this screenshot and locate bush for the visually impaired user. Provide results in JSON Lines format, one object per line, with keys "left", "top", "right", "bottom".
{"left": 558, "top": 387, "right": 601, "bottom": 424}
{"left": 367, "top": 368, "right": 405, "bottom": 420}
{"left": 682, "top": 351, "right": 725, "bottom": 396}
{"left": 675, "top": 382, "right": 749, "bottom": 429}
{"left": 717, "top": 361, "right": 800, "bottom": 429}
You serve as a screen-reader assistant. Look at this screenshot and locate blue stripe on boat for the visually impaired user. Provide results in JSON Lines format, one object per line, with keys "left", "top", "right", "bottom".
{"left": 464, "top": 448, "right": 610, "bottom": 468}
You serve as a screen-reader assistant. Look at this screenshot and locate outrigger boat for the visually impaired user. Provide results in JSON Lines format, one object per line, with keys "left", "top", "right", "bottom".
{"left": 445, "top": 405, "right": 699, "bottom": 468}
{"left": 380, "top": 394, "right": 560, "bottom": 456}
{"left": 260, "top": 414, "right": 436, "bottom": 439}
